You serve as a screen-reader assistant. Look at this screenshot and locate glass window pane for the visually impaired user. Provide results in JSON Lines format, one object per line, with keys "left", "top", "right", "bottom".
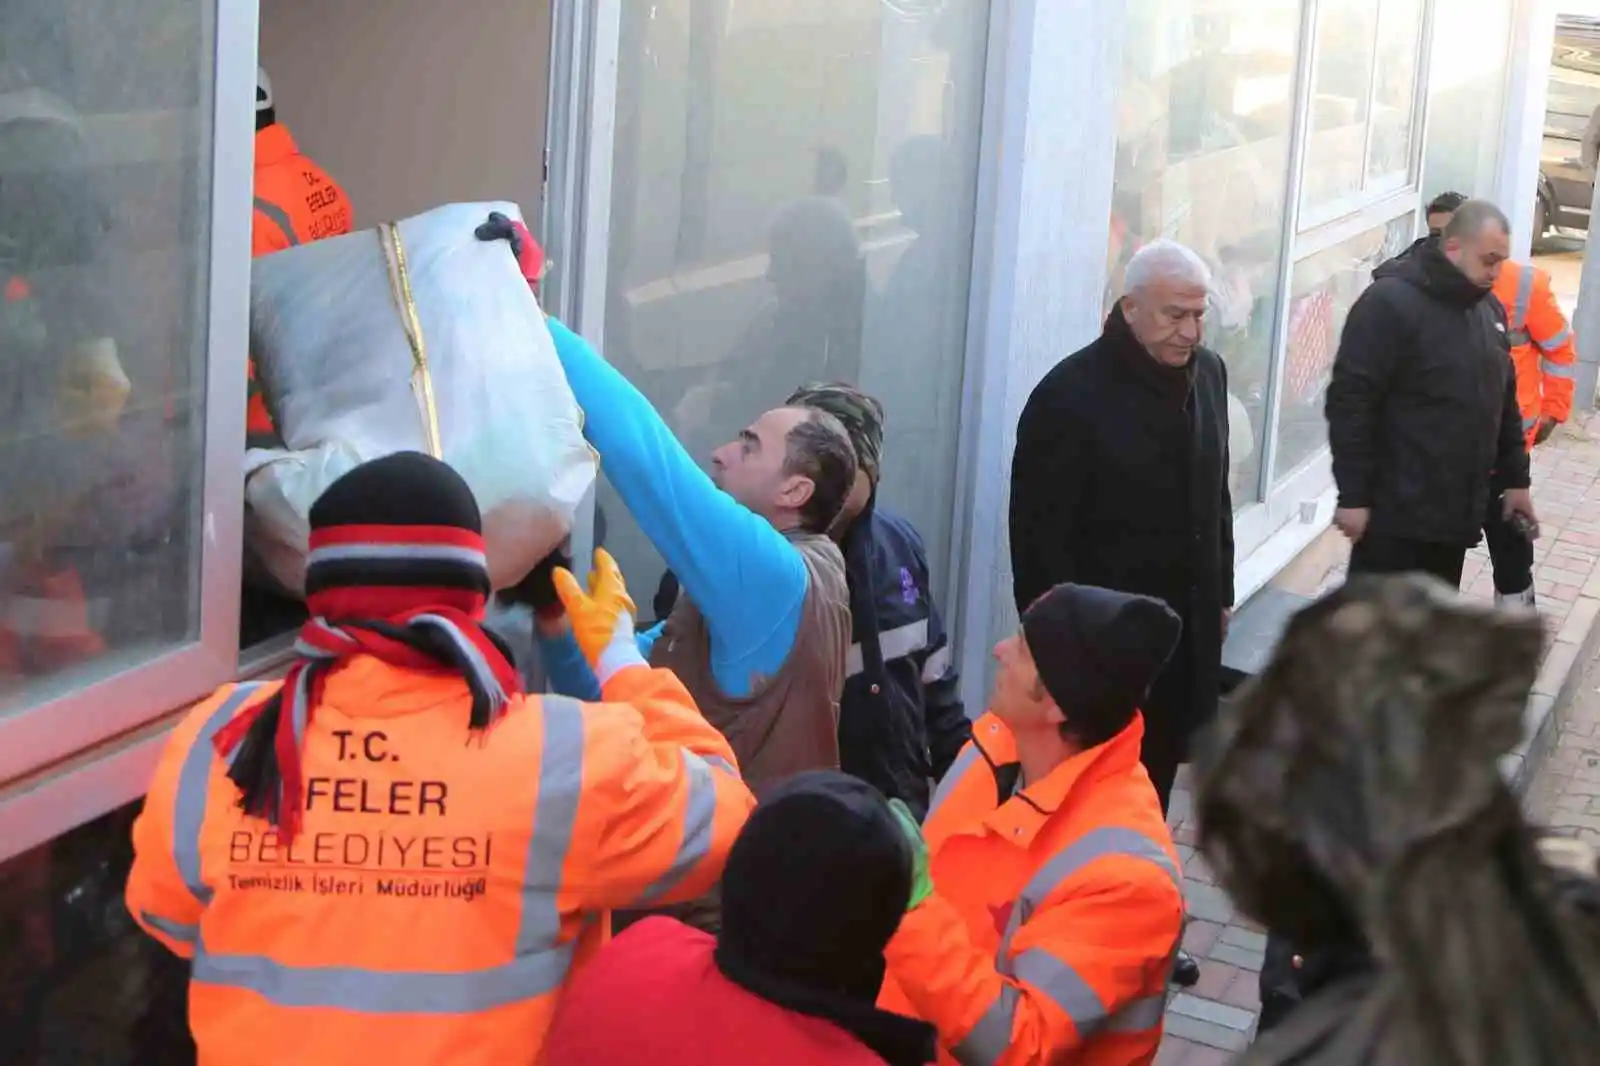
{"left": 1111, "top": 0, "right": 1305, "bottom": 510}
{"left": 1301, "top": 0, "right": 1379, "bottom": 212}
{"left": 1424, "top": 0, "right": 1514, "bottom": 200}
{"left": 1364, "top": 0, "right": 1424, "bottom": 185}
{"left": 599, "top": 0, "right": 989, "bottom": 615}
{"left": 1271, "top": 213, "right": 1415, "bottom": 485}
{"left": 1541, "top": 27, "right": 1600, "bottom": 238}
{"left": 0, "top": 1, "right": 210, "bottom": 713}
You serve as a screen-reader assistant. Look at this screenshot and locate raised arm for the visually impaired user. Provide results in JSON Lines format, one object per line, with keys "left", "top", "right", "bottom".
{"left": 550, "top": 555, "right": 754, "bottom": 911}
{"left": 546, "top": 318, "right": 806, "bottom": 694}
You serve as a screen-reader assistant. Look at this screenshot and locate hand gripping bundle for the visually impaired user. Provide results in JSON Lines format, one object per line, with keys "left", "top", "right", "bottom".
{"left": 245, "top": 201, "right": 595, "bottom": 595}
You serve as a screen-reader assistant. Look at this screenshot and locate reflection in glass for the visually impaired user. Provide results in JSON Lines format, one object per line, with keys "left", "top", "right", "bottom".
{"left": 1272, "top": 214, "right": 1416, "bottom": 484}
{"left": 1423, "top": 0, "right": 1514, "bottom": 200}
{"left": 599, "top": 0, "right": 989, "bottom": 611}
{"left": 1110, "top": 0, "right": 1304, "bottom": 509}
{"left": 1301, "top": 0, "right": 1425, "bottom": 213}
{"left": 1301, "top": 0, "right": 1379, "bottom": 210}
{"left": 1366, "top": 0, "right": 1423, "bottom": 185}
{"left": 0, "top": 1, "right": 210, "bottom": 714}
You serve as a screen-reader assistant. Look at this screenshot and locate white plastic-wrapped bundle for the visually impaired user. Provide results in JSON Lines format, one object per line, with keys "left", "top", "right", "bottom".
{"left": 245, "top": 201, "right": 595, "bottom": 595}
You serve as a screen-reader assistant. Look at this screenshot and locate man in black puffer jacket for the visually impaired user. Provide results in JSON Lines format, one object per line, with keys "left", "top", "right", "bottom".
{"left": 1326, "top": 199, "right": 1536, "bottom": 587}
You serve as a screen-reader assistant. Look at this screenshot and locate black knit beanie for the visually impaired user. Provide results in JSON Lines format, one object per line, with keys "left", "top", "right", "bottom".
{"left": 1022, "top": 583, "right": 1182, "bottom": 747}
{"left": 305, "top": 451, "right": 490, "bottom": 603}
{"left": 717, "top": 771, "right": 911, "bottom": 1000}
{"left": 715, "top": 771, "right": 935, "bottom": 1066}
{"left": 218, "top": 452, "right": 517, "bottom": 843}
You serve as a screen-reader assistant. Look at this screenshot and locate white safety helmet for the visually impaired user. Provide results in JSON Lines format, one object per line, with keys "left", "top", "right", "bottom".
{"left": 256, "top": 66, "right": 273, "bottom": 114}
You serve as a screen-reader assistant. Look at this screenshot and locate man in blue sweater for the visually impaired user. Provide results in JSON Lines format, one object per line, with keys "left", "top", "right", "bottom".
{"left": 656, "top": 384, "right": 971, "bottom": 817}
{"left": 535, "top": 317, "right": 857, "bottom": 793}
{"left": 785, "top": 383, "right": 969, "bottom": 818}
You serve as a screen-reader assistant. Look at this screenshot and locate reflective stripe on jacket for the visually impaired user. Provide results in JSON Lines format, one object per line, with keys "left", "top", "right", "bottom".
{"left": 126, "top": 660, "right": 754, "bottom": 1066}
{"left": 880, "top": 713, "right": 1182, "bottom": 1066}
{"left": 1492, "top": 261, "right": 1577, "bottom": 447}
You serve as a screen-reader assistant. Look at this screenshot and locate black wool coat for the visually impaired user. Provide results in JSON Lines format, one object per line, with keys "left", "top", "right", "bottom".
{"left": 1008, "top": 306, "right": 1235, "bottom": 756}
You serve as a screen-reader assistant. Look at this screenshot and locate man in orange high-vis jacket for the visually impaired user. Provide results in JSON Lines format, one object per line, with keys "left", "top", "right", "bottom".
{"left": 248, "top": 65, "right": 352, "bottom": 448}
{"left": 881, "top": 583, "right": 1186, "bottom": 1066}
{"left": 1492, "top": 260, "right": 1577, "bottom": 450}
{"left": 126, "top": 452, "right": 754, "bottom": 1066}
{"left": 1482, "top": 259, "right": 1577, "bottom": 608}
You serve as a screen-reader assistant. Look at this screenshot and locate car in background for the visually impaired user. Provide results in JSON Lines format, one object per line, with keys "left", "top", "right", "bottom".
{"left": 1538, "top": 16, "right": 1600, "bottom": 239}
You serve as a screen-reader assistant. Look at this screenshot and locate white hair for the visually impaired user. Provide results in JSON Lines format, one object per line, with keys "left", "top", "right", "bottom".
{"left": 1123, "top": 238, "right": 1211, "bottom": 295}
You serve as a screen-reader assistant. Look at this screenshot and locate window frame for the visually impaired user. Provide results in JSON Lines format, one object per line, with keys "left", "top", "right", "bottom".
{"left": 0, "top": 0, "right": 256, "bottom": 790}
{"left": 1240, "top": 0, "right": 1434, "bottom": 562}
{"left": 1296, "top": 0, "right": 1435, "bottom": 233}
{"left": 1234, "top": 0, "right": 1321, "bottom": 560}
{"left": 539, "top": 0, "right": 621, "bottom": 573}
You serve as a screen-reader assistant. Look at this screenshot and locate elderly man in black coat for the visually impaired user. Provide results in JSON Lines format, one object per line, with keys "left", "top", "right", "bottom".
{"left": 1010, "top": 239, "right": 1234, "bottom": 987}
{"left": 1010, "top": 237, "right": 1234, "bottom": 818}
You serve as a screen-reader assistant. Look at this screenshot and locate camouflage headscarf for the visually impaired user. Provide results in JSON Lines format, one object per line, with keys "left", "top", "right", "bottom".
{"left": 786, "top": 382, "right": 885, "bottom": 484}
{"left": 1200, "top": 574, "right": 1600, "bottom": 1066}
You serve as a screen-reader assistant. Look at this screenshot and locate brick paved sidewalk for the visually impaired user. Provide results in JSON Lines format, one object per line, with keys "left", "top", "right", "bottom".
{"left": 1526, "top": 645, "right": 1600, "bottom": 839}
{"left": 1156, "top": 413, "right": 1600, "bottom": 1064}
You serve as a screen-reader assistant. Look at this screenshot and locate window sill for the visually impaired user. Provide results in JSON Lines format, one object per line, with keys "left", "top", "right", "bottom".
{"left": 1233, "top": 482, "right": 1338, "bottom": 607}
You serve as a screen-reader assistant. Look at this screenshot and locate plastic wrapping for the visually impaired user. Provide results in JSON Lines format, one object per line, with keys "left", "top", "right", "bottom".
{"left": 245, "top": 201, "right": 595, "bottom": 594}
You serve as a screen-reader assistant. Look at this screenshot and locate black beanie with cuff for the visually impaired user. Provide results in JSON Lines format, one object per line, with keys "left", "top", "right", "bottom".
{"left": 1022, "top": 583, "right": 1182, "bottom": 747}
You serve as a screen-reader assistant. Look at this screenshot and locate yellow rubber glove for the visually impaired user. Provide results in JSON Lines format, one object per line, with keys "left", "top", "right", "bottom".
{"left": 552, "top": 548, "right": 643, "bottom": 684}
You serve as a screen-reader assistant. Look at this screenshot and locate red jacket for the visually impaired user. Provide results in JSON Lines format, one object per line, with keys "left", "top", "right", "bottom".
{"left": 540, "top": 918, "right": 893, "bottom": 1065}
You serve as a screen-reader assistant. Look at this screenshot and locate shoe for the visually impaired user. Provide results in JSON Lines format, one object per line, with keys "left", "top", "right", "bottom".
{"left": 1495, "top": 586, "right": 1537, "bottom": 610}
{"left": 1171, "top": 949, "right": 1201, "bottom": 988}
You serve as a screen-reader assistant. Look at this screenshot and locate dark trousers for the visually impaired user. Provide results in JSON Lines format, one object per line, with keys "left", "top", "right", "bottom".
{"left": 1142, "top": 730, "right": 1182, "bottom": 818}
{"left": 1348, "top": 533, "right": 1467, "bottom": 589}
{"left": 1482, "top": 488, "right": 1535, "bottom": 596}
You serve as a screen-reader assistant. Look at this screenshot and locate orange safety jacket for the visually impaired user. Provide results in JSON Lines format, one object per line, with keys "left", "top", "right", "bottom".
{"left": 1491, "top": 261, "right": 1578, "bottom": 449}
{"left": 248, "top": 123, "right": 353, "bottom": 447}
{"left": 880, "top": 712, "right": 1183, "bottom": 1066}
{"left": 126, "top": 659, "right": 754, "bottom": 1066}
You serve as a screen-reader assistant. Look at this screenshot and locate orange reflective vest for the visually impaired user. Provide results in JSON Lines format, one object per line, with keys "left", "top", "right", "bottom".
{"left": 1491, "top": 262, "right": 1577, "bottom": 449}
{"left": 127, "top": 660, "right": 754, "bottom": 1066}
{"left": 881, "top": 713, "right": 1183, "bottom": 1066}
{"left": 252, "top": 124, "right": 352, "bottom": 256}
{"left": 248, "top": 123, "right": 353, "bottom": 446}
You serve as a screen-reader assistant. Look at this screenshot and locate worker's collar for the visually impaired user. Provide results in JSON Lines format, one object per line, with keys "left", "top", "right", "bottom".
{"left": 314, "top": 654, "right": 482, "bottom": 719}
{"left": 254, "top": 123, "right": 299, "bottom": 167}
{"left": 968, "top": 712, "right": 1146, "bottom": 846}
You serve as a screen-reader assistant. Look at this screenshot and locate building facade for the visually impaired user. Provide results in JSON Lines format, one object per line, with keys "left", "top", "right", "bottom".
{"left": 0, "top": 0, "right": 1561, "bottom": 1055}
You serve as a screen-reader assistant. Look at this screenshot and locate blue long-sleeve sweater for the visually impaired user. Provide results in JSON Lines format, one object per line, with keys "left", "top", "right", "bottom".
{"left": 535, "top": 318, "right": 808, "bottom": 699}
